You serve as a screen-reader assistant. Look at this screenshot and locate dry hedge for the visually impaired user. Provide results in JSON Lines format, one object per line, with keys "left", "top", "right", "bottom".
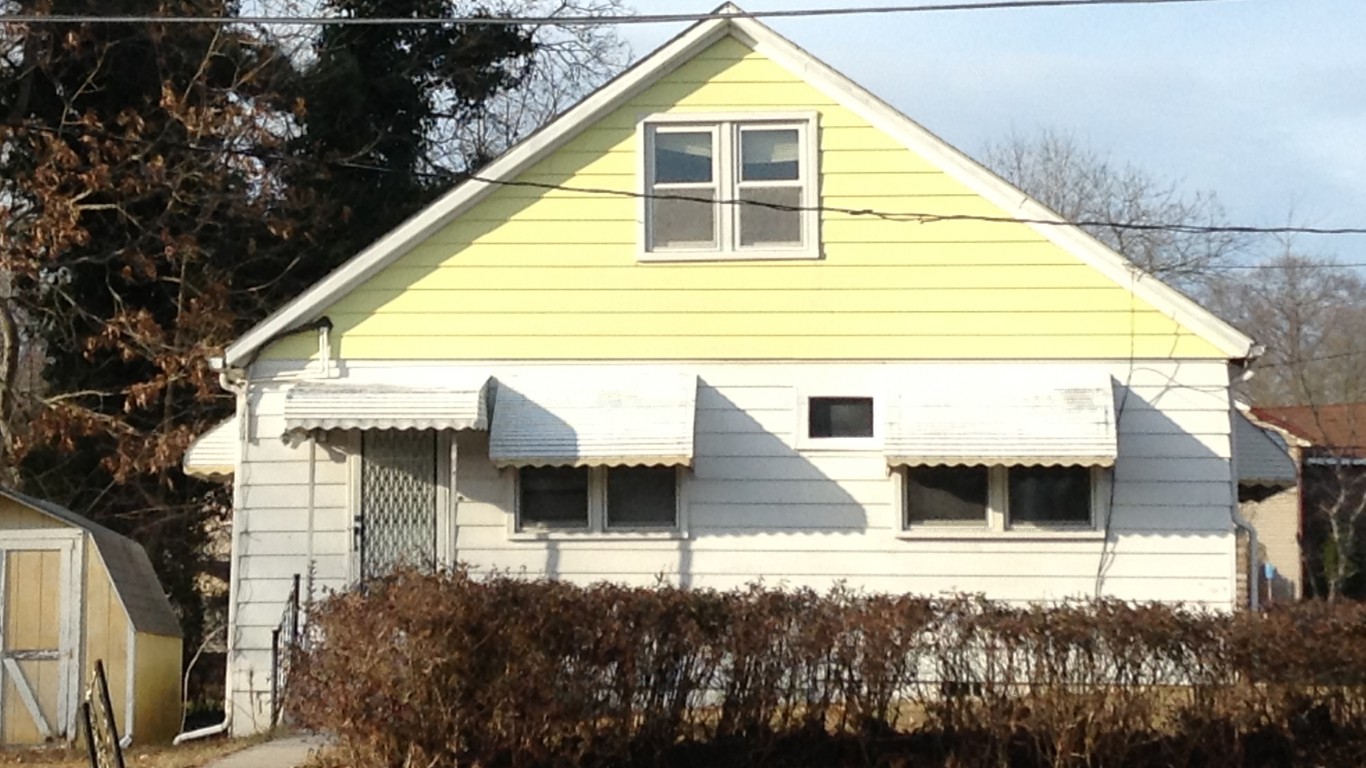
{"left": 291, "top": 568, "right": 1366, "bottom": 768}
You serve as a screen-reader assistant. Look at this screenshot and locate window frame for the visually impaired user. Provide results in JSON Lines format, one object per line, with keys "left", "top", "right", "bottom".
{"left": 798, "top": 391, "right": 881, "bottom": 451}
{"left": 638, "top": 111, "right": 821, "bottom": 262}
{"left": 511, "top": 465, "right": 687, "bottom": 540}
{"left": 896, "top": 465, "right": 1111, "bottom": 540}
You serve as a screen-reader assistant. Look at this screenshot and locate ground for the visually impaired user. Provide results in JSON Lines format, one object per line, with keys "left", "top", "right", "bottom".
{"left": 0, "top": 734, "right": 267, "bottom": 768}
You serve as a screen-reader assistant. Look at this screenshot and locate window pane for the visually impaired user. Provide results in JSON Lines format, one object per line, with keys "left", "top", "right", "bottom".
{"left": 652, "top": 190, "right": 717, "bottom": 249}
{"left": 741, "top": 129, "right": 800, "bottom": 181}
{"left": 809, "top": 397, "right": 874, "bottom": 438}
{"left": 906, "top": 466, "right": 988, "bottom": 526}
{"left": 1009, "top": 466, "right": 1092, "bottom": 525}
{"left": 607, "top": 466, "right": 677, "bottom": 528}
{"left": 520, "top": 466, "right": 589, "bottom": 528}
{"left": 654, "top": 131, "right": 713, "bottom": 183}
{"left": 739, "top": 187, "right": 802, "bottom": 247}
{"left": 361, "top": 431, "right": 438, "bottom": 577}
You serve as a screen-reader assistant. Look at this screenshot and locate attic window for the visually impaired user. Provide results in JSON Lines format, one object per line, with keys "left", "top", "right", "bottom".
{"left": 640, "top": 113, "right": 819, "bottom": 261}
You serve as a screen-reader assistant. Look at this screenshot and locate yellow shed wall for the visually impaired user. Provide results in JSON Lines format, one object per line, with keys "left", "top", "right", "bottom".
{"left": 82, "top": 544, "right": 130, "bottom": 737}
{"left": 0, "top": 498, "right": 65, "bottom": 530}
{"left": 132, "top": 632, "right": 182, "bottom": 744}
{"left": 264, "top": 35, "right": 1221, "bottom": 362}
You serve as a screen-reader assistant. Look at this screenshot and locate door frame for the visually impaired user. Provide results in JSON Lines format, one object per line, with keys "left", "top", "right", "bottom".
{"left": 0, "top": 530, "right": 84, "bottom": 743}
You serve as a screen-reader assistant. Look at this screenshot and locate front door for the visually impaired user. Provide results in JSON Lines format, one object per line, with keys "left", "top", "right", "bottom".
{"left": 0, "top": 535, "right": 80, "bottom": 744}
{"left": 357, "top": 431, "right": 440, "bottom": 580}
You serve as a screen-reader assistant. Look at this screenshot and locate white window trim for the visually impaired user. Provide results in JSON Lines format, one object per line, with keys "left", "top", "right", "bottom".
{"left": 637, "top": 111, "right": 821, "bottom": 262}
{"left": 895, "top": 465, "right": 1111, "bottom": 541}
{"left": 509, "top": 465, "right": 688, "bottom": 541}
{"left": 797, "top": 390, "right": 881, "bottom": 451}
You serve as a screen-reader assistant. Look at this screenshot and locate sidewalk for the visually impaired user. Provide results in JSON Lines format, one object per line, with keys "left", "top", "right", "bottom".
{"left": 202, "top": 734, "right": 330, "bottom": 768}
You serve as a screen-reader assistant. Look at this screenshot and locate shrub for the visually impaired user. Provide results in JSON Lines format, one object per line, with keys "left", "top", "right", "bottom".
{"left": 292, "top": 568, "right": 1366, "bottom": 768}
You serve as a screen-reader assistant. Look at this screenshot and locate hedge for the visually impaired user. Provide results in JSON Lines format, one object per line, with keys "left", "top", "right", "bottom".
{"left": 292, "top": 568, "right": 1366, "bottom": 768}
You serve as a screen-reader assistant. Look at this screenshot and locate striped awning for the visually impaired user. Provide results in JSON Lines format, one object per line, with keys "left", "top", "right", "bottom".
{"left": 183, "top": 417, "right": 238, "bottom": 479}
{"left": 489, "top": 372, "right": 697, "bottom": 467}
{"left": 282, "top": 381, "right": 489, "bottom": 438}
{"left": 885, "top": 366, "right": 1118, "bottom": 467}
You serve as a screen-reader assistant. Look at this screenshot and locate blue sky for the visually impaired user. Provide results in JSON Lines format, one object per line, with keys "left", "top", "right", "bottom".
{"left": 619, "top": 1, "right": 1366, "bottom": 259}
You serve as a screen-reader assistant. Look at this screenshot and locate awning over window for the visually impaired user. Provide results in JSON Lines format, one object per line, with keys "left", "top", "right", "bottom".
{"left": 489, "top": 372, "right": 697, "bottom": 467}
{"left": 282, "top": 381, "right": 489, "bottom": 438}
{"left": 885, "top": 366, "right": 1118, "bottom": 467}
{"left": 184, "top": 416, "right": 238, "bottom": 479}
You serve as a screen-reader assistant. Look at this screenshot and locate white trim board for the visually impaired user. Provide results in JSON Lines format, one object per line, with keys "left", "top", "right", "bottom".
{"left": 222, "top": 3, "right": 1255, "bottom": 367}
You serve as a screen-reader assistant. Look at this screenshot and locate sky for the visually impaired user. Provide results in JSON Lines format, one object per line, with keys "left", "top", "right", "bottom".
{"left": 616, "top": 0, "right": 1366, "bottom": 260}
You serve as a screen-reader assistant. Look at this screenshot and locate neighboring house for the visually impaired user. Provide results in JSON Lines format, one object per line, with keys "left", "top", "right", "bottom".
{"left": 1233, "top": 407, "right": 1303, "bottom": 603}
{"left": 1252, "top": 403, "right": 1366, "bottom": 599}
{"left": 0, "top": 488, "right": 182, "bottom": 746}
{"left": 184, "top": 5, "right": 1261, "bottom": 734}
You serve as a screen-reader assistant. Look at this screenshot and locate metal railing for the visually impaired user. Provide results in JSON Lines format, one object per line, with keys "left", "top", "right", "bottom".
{"left": 270, "top": 573, "right": 302, "bottom": 728}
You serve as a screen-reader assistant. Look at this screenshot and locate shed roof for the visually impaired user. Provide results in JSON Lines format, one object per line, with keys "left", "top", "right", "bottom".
{"left": 0, "top": 487, "right": 182, "bottom": 637}
{"left": 1253, "top": 404, "right": 1366, "bottom": 458}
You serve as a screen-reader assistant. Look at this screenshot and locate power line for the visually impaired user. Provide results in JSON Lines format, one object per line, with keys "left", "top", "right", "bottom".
{"left": 7, "top": 117, "right": 1366, "bottom": 248}
{"left": 0, "top": 0, "right": 1242, "bottom": 27}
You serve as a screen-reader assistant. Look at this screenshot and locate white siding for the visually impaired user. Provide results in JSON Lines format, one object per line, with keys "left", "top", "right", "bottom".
{"left": 229, "top": 359, "right": 1238, "bottom": 734}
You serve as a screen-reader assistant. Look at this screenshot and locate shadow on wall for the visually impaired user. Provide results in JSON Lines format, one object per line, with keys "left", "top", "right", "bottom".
{"left": 455, "top": 377, "right": 866, "bottom": 588}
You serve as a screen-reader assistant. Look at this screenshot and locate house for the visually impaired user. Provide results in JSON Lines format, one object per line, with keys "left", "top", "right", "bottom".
{"left": 1252, "top": 403, "right": 1366, "bottom": 599}
{"left": 184, "top": 5, "right": 1261, "bottom": 734}
{"left": 0, "top": 487, "right": 182, "bottom": 746}
{"left": 1233, "top": 407, "right": 1303, "bottom": 602}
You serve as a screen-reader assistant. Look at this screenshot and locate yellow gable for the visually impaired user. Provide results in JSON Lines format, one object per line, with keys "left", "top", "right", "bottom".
{"left": 266, "top": 35, "right": 1224, "bottom": 361}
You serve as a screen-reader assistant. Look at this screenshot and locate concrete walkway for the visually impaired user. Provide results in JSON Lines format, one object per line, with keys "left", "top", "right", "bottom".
{"left": 203, "top": 734, "right": 331, "bottom": 768}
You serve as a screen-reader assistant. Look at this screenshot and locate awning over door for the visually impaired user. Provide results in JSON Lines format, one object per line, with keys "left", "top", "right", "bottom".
{"left": 489, "top": 372, "right": 698, "bottom": 467}
{"left": 885, "top": 366, "right": 1118, "bottom": 467}
{"left": 183, "top": 416, "right": 238, "bottom": 479}
{"left": 282, "top": 381, "right": 489, "bottom": 439}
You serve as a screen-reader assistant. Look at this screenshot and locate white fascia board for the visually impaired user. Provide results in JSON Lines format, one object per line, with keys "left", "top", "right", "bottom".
{"left": 730, "top": 17, "right": 1256, "bottom": 361}
{"left": 223, "top": 16, "right": 735, "bottom": 367}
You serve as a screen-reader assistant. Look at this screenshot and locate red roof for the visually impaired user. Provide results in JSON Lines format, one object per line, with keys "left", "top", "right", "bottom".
{"left": 1252, "top": 404, "right": 1366, "bottom": 458}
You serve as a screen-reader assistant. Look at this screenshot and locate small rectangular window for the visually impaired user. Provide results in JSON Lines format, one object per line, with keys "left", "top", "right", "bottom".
{"left": 905, "top": 466, "right": 989, "bottom": 527}
{"left": 606, "top": 466, "right": 677, "bottom": 528}
{"left": 519, "top": 466, "right": 589, "bottom": 529}
{"left": 1008, "top": 466, "right": 1092, "bottom": 526}
{"left": 809, "top": 397, "right": 874, "bottom": 439}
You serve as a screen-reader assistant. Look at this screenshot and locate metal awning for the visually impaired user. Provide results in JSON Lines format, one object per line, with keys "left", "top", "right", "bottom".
{"left": 489, "top": 372, "right": 697, "bottom": 467}
{"left": 183, "top": 417, "right": 238, "bottom": 479}
{"left": 282, "top": 381, "right": 489, "bottom": 438}
{"left": 885, "top": 366, "right": 1118, "bottom": 467}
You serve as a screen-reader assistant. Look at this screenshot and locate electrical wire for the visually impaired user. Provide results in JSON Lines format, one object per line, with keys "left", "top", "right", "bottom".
{"left": 6, "top": 119, "right": 1365, "bottom": 248}
{"left": 0, "top": 0, "right": 1245, "bottom": 27}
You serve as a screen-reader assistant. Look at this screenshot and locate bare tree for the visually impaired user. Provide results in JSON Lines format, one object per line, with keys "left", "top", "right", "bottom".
{"left": 981, "top": 129, "right": 1248, "bottom": 290}
{"left": 1205, "top": 248, "right": 1366, "bottom": 407}
{"left": 435, "top": 0, "right": 632, "bottom": 170}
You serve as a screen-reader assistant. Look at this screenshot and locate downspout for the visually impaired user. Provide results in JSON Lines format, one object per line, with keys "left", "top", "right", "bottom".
{"left": 175, "top": 359, "right": 248, "bottom": 744}
{"left": 1230, "top": 363, "right": 1261, "bottom": 611}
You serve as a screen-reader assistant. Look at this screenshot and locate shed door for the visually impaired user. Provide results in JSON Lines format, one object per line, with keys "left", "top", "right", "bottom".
{"left": 0, "top": 536, "right": 80, "bottom": 745}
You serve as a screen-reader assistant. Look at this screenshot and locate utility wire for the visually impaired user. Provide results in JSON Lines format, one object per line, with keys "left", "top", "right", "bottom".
{"left": 0, "top": 0, "right": 1243, "bottom": 27}
{"left": 6, "top": 118, "right": 1366, "bottom": 248}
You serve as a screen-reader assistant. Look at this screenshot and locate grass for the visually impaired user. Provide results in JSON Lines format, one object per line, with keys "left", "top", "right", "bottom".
{"left": 0, "top": 734, "right": 269, "bottom": 768}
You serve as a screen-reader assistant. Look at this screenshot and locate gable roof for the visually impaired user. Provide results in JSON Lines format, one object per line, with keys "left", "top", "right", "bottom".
{"left": 0, "top": 487, "right": 183, "bottom": 637}
{"left": 222, "top": 4, "right": 1256, "bottom": 368}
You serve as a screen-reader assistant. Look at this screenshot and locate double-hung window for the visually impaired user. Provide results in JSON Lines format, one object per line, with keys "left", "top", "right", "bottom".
{"left": 641, "top": 114, "right": 818, "bottom": 260}
{"left": 902, "top": 465, "right": 1108, "bottom": 533}
{"left": 518, "top": 465, "right": 681, "bottom": 533}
